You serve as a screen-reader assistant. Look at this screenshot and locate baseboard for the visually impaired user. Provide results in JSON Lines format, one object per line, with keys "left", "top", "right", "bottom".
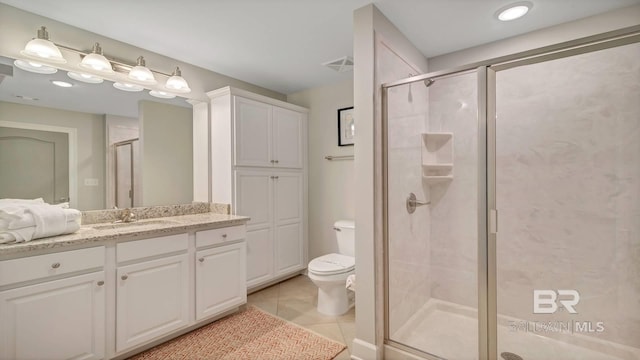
{"left": 351, "top": 338, "right": 379, "bottom": 360}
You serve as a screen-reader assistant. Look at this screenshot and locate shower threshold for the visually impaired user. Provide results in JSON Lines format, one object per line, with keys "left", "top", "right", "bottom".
{"left": 390, "top": 299, "right": 639, "bottom": 360}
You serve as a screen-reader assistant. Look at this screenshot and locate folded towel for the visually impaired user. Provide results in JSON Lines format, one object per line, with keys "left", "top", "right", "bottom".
{"left": 0, "top": 219, "right": 80, "bottom": 243}
{"left": 0, "top": 200, "right": 82, "bottom": 243}
{"left": 346, "top": 274, "right": 356, "bottom": 291}
{"left": 0, "top": 198, "right": 45, "bottom": 205}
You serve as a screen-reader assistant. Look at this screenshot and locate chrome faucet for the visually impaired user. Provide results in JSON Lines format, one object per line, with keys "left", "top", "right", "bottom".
{"left": 119, "top": 208, "right": 136, "bottom": 223}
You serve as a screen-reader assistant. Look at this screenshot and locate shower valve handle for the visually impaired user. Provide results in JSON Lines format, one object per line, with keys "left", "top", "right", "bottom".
{"left": 406, "top": 192, "right": 430, "bottom": 214}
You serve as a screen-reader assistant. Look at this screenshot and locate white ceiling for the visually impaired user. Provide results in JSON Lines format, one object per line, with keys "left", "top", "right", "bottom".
{"left": 1, "top": 0, "right": 639, "bottom": 94}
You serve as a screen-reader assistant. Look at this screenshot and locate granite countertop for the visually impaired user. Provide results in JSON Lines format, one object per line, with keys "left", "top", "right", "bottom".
{"left": 0, "top": 212, "right": 250, "bottom": 257}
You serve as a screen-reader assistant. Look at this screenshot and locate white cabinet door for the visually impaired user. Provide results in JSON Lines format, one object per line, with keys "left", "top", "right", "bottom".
{"left": 274, "top": 172, "right": 303, "bottom": 224}
{"left": 116, "top": 254, "right": 189, "bottom": 353}
{"left": 195, "top": 242, "right": 246, "bottom": 320}
{"left": 234, "top": 97, "right": 272, "bottom": 167}
{"left": 234, "top": 170, "right": 273, "bottom": 230}
{"left": 272, "top": 106, "right": 304, "bottom": 169}
{"left": 0, "top": 272, "right": 105, "bottom": 360}
{"left": 274, "top": 172, "right": 304, "bottom": 275}
{"left": 274, "top": 222, "right": 304, "bottom": 275}
{"left": 246, "top": 228, "right": 274, "bottom": 287}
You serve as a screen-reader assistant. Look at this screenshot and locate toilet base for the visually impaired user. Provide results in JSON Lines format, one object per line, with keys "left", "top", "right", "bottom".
{"left": 309, "top": 271, "right": 355, "bottom": 316}
{"left": 317, "top": 285, "right": 350, "bottom": 316}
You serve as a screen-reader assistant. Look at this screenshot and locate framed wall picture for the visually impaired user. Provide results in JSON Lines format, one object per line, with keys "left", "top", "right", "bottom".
{"left": 337, "top": 106, "right": 355, "bottom": 146}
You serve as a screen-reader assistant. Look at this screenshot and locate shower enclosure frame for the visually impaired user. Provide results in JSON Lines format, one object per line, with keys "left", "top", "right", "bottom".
{"left": 381, "top": 25, "right": 640, "bottom": 360}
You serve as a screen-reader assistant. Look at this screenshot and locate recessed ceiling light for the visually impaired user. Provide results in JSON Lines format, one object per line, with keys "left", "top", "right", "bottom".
{"left": 496, "top": 1, "right": 532, "bottom": 21}
{"left": 51, "top": 80, "right": 73, "bottom": 88}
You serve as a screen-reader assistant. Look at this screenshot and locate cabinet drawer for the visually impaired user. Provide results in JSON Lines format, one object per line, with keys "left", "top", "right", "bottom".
{"left": 117, "top": 233, "right": 188, "bottom": 263}
{"left": 196, "top": 225, "right": 246, "bottom": 248}
{"left": 0, "top": 246, "right": 105, "bottom": 287}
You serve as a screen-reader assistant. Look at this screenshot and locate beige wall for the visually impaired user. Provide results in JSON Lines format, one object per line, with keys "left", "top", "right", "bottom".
{"left": 139, "top": 101, "right": 193, "bottom": 206}
{"left": 287, "top": 79, "right": 355, "bottom": 261}
{"left": 0, "top": 101, "right": 105, "bottom": 210}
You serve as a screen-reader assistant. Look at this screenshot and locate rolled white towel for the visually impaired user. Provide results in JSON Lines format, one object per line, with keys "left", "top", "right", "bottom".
{"left": 346, "top": 274, "right": 356, "bottom": 291}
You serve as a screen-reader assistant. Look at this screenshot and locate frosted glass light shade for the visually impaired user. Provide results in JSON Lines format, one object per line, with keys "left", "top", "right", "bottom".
{"left": 113, "top": 82, "right": 144, "bottom": 92}
{"left": 149, "top": 90, "right": 176, "bottom": 99}
{"left": 80, "top": 53, "right": 113, "bottom": 72}
{"left": 14, "top": 59, "right": 58, "bottom": 74}
{"left": 128, "top": 56, "right": 156, "bottom": 84}
{"left": 20, "top": 26, "right": 66, "bottom": 64}
{"left": 164, "top": 67, "right": 191, "bottom": 93}
{"left": 68, "top": 71, "right": 104, "bottom": 84}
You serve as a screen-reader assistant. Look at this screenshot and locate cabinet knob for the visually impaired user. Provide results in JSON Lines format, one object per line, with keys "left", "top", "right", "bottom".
{"left": 198, "top": 257, "right": 205, "bottom": 263}
{"left": 274, "top": 160, "right": 279, "bottom": 164}
{"left": 270, "top": 160, "right": 275, "bottom": 163}
{"left": 222, "top": 234, "right": 227, "bottom": 238}
{"left": 97, "top": 280, "right": 105, "bottom": 286}
{"left": 121, "top": 275, "right": 128, "bottom": 280}
{"left": 51, "top": 262, "right": 61, "bottom": 269}
{"left": 274, "top": 176, "right": 279, "bottom": 179}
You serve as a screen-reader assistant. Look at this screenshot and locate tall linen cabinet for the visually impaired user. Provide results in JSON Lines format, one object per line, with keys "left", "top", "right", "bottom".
{"left": 204, "top": 87, "right": 308, "bottom": 290}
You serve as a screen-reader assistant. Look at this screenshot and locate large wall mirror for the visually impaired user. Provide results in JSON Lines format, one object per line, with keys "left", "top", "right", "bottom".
{"left": 0, "top": 55, "right": 194, "bottom": 211}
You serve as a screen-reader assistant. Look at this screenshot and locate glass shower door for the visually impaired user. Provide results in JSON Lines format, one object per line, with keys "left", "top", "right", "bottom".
{"left": 385, "top": 71, "right": 480, "bottom": 359}
{"left": 493, "top": 42, "right": 640, "bottom": 360}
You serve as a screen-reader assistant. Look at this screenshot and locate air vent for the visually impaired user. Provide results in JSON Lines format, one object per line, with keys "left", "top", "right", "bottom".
{"left": 322, "top": 56, "right": 353, "bottom": 72}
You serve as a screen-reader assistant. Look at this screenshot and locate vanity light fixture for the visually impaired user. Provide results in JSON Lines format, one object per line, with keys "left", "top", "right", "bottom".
{"left": 128, "top": 56, "right": 157, "bottom": 84}
{"left": 496, "top": 1, "right": 532, "bottom": 21}
{"left": 113, "top": 82, "right": 144, "bottom": 92}
{"left": 15, "top": 26, "right": 191, "bottom": 94}
{"left": 79, "top": 43, "right": 113, "bottom": 74}
{"left": 149, "top": 90, "right": 176, "bottom": 99}
{"left": 164, "top": 67, "right": 191, "bottom": 93}
{"left": 20, "top": 26, "right": 66, "bottom": 64}
{"left": 67, "top": 71, "right": 104, "bottom": 84}
{"left": 13, "top": 59, "right": 58, "bottom": 74}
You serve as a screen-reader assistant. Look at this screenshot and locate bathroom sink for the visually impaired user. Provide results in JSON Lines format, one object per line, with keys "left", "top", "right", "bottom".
{"left": 91, "top": 219, "right": 178, "bottom": 230}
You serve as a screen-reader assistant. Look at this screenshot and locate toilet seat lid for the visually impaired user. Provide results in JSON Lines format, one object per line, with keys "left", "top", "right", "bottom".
{"left": 309, "top": 253, "right": 355, "bottom": 275}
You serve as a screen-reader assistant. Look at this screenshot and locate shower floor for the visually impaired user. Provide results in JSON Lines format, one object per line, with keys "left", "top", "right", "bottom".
{"left": 391, "top": 299, "right": 640, "bottom": 360}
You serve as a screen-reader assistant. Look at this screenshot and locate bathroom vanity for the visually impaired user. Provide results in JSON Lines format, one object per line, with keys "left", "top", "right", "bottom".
{"left": 0, "top": 209, "right": 249, "bottom": 360}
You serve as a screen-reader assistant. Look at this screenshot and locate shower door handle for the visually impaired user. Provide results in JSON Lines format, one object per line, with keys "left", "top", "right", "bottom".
{"left": 406, "top": 192, "right": 430, "bottom": 214}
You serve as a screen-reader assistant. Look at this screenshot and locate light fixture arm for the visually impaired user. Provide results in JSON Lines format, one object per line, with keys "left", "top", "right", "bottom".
{"left": 55, "top": 42, "right": 174, "bottom": 77}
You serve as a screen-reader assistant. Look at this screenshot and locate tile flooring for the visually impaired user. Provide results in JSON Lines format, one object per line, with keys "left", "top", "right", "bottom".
{"left": 246, "top": 275, "right": 355, "bottom": 360}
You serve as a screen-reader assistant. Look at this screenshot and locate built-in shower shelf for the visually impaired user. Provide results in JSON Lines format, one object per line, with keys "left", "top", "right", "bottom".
{"left": 423, "top": 175, "right": 454, "bottom": 184}
{"left": 422, "top": 163, "right": 453, "bottom": 171}
{"left": 422, "top": 132, "right": 453, "bottom": 185}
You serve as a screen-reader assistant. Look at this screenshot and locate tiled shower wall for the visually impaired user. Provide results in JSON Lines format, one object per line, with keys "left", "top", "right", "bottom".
{"left": 428, "top": 72, "right": 479, "bottom": 308}
{"left": 495, "top": 42, "right": 640, "bottom": 348}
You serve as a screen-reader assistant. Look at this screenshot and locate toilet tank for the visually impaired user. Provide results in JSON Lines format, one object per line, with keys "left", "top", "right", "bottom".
{"left": 334, "top": 220, "right": 355, "bottom": 257}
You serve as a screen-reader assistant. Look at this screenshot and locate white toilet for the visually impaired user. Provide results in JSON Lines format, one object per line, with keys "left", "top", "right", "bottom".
{"left": 308, "top": 220, "right": 355, "bottom": 316}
